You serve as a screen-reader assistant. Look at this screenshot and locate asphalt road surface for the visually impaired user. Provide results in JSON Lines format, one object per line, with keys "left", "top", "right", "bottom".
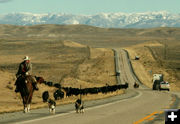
{"left": 0, "top": 49, "right": 179, "bottom": 124}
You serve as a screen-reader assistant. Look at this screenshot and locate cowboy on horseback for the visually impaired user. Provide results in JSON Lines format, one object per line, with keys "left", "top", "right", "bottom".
{"left": 14, "top": 56, "right": 39, "bottom": 93}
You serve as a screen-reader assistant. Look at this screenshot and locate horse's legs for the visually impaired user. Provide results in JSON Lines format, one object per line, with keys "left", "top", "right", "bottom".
{"left": 26, "top": 92, "right": 32, "bottom": 113}
{"left": 27, "top": 104, "right": 30, "bottom": 112}
{"left": 23, "top": 97, "right": 31, "bottom": 113}
{"left": 24, "top": 104, "right": 28, "bottom": 113}
{"left": 23, "top": 104, "right": 30, "bottom": 113}
{"left": 27, "top": 96, "right": 32, "bottom": 112}
{"left": 23, "top": 99, "right": 27, "bottom": 113}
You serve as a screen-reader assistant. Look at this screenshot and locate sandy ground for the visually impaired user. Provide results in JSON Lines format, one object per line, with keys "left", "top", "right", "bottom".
{"left": 125, "top": 41, "right": 180, "bottom": 91}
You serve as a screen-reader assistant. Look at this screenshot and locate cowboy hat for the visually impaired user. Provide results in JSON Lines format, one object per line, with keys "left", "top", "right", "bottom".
{"left": 23, "top": 56, "right": 30, "bottom": 60}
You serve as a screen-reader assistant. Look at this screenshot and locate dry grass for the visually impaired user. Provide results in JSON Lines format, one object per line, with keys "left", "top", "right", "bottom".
{"left": 0, "top": 38, "right": 118, "bottom": 113}
{"left": 0, "top": 68, "right": 122, "bottom": 113}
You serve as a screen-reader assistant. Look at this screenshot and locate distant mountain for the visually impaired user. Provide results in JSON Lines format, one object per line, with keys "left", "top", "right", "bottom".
{"left": 0, "top": 11, "right": 180, "bottom": 28}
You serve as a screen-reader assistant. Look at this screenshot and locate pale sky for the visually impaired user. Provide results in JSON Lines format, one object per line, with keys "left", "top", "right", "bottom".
{"left": 0, "top": 0, "right": 180, "bottom": 14}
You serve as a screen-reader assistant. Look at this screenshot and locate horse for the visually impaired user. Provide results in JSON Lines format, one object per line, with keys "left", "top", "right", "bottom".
{"left": 17, "top": 75, "right": 43, "bottom": 113}
{"left": 75, "top": 99, "right": 84, "bottom": 113}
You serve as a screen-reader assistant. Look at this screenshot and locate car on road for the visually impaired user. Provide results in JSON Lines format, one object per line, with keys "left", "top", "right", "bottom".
{"left": 116, "top": 70, "right": 120, "bottom": 76}
{"left": 159, "top": 81, "right": 170, "bottom": 91}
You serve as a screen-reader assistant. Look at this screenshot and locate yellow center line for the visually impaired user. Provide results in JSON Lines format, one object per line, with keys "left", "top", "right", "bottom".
{"left": 147, "top": 117, "right": 154, "bottom": 121}
{"left": 133, "top": 111, "right": 158, "bottom": 124}
{"left": 159, "top": 111, "right": 164, "bottom": 114}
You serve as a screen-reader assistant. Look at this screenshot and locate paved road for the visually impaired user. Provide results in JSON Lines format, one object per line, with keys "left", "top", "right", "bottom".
{"left": 117, "top": 49, "right": 137, "bottom": 86}
{"left": 17, "top": 89, "right": 172, "bottom": 124}
{"left": 0, "top": 49, "right": 179, "bottom": 124}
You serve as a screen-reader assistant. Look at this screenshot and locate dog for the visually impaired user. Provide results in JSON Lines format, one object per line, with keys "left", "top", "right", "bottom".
{"left": 75, "top": 99, "right": 84, "bottom": 113}
{"left": 48, "top": 99, "right": 56, "bottom": 114}
{"left": 42, "top": 91, "right": 56, "bottom": 114}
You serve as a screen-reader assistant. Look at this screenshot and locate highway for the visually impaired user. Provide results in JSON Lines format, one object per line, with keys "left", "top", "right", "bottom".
{"left": 0, "top": 49, "right": 179, "bottom": 124}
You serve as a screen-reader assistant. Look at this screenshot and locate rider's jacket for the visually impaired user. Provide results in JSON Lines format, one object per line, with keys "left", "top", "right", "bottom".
{"left": 16, "top": 60, "right": 32, "bottom": 77}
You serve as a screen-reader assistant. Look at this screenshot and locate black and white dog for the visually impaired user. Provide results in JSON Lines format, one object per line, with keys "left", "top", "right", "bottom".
{"left": 75, "top": 99, "right": 84, "bottom": 113}
{"left": 48, "top": 99, "right": 56, "bottom": 114}
{"left": 42, "top": 91, "right": 56, "bottom": 114}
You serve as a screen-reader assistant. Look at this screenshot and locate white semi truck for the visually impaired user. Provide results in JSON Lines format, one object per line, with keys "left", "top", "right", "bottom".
{"left": 152, "top": 74, "right": 163, "bottom": 90}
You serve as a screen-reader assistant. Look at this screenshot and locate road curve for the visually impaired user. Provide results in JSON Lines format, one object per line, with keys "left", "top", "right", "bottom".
{"left": 0, "top": 49, "right": 179, "bottom": 124}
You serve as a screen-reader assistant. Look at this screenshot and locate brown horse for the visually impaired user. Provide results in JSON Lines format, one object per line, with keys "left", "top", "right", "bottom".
{"left": 17, "top": 75, "right": 43, "bottom": 113}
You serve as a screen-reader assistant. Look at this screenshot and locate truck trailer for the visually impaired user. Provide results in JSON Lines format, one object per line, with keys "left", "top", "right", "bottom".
{"left": 152, "top": 74, "right": 163, "bottom": 90}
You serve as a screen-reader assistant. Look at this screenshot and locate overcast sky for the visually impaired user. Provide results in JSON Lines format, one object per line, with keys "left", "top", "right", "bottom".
{"left": 0, "top": 0, "right": 180, "bottom": 14}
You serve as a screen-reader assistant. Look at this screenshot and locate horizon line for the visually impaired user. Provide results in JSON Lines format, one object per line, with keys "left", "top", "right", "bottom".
{"left": 0, "top": 10, "right": 179, "bottom": 15}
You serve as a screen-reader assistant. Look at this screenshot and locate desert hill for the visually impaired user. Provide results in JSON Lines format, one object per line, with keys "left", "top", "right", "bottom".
{"left": 0, "top": 24, "right": 180, "bottom": 38}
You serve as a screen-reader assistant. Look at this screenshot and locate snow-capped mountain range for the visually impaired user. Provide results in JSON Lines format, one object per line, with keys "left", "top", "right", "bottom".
{"left": 0, "top": 11, "right": 180, "bottom": 28}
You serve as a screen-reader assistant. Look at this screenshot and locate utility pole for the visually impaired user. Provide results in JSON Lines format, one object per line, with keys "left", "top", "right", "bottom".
{"left": 80, "top": 85, "right": 82, "bottom": 100}
{"left": 164, "top": 40, "right": 167, "bottom": 60}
